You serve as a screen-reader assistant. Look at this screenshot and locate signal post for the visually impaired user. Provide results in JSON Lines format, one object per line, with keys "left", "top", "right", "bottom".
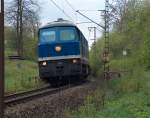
{"left": 0, "top": 0, "right": 4, "bottom": 117}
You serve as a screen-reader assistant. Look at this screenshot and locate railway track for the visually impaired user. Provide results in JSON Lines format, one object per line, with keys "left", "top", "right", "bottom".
{"left": 5, "top": 84, "right": 74, "bottom": 106}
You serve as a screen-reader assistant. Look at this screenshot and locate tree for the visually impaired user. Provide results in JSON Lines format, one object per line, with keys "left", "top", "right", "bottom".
{"left": 6, "top": 0, "right": 40, "bottom": 57}
{"left": 109, "top": 0, "right": 142, "bottom": 32}
{"left": 109, "top": 0, "right": 128, "bottom": 31}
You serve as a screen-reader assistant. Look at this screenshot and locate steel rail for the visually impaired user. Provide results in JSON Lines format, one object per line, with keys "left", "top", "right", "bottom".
{"left": 5, "top": 85, "right": 50, "bottom": 100}
{"left": 4, "top": 84, "right": 74, "bottom": 106}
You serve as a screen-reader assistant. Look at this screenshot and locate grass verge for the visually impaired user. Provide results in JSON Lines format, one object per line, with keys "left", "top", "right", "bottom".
{"left": 5, "top": 59, "right": 42, "bottom": 93}
{"left": 63, "top": 72, "right": 150, "bottom": 118}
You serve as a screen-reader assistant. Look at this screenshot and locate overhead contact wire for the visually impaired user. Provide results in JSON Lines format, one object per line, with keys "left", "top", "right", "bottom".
{"left": 50, "top": 0, "right": 74, "bottom": 22}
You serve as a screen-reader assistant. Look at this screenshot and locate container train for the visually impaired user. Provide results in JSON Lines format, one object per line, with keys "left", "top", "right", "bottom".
{"left": 38, "top": 18, "right": 90, "bottom": 85}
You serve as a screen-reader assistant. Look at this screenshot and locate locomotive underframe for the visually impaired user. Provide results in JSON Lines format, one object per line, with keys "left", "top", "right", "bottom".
{"left": 39, "top": 58, "right": 89, "bottom": 80}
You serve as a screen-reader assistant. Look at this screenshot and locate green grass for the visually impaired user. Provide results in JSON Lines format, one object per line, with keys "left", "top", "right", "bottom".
{"left": 64, "top": 92, "right": 150, "bottom": 118}
{"left": 98, "top": 92, "right": 150, "bottom": 118}
{"left": 4, "top": 49, "right": 42, "bottom": 93}
{"left": 63, "top": 72, "right": 150, "bottom": 118}
{"left": 5, "top": 59, "right": 41, "bottom": 93}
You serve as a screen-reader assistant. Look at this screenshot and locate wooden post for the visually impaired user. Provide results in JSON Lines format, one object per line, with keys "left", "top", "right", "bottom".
{"left": 0, "top": 0, "right": 5, "bottom": 117}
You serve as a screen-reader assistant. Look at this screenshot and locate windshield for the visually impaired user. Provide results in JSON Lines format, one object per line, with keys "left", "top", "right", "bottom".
{"left": 40, "top": 28, "right": 56, "bottom": 43}
{"left": 60, "top": 29, "right": 77, "bottom": 41}
{"left": 39, "top": 27, "right": 78, "bottom": 43}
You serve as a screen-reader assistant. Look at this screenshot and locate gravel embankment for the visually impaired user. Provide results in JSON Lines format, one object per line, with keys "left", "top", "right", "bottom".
{"left": 5, "top": 82, "right": 96, "bottom": 118}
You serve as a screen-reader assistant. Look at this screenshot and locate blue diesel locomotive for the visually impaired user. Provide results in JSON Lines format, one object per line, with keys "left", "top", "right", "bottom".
{"left": 38, "top": 19, "right": 89, "bottom": 84}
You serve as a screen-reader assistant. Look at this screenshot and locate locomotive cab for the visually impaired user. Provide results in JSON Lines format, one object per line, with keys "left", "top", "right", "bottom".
{"left": 38, "top": 19, "right": 89, "bottom": 84}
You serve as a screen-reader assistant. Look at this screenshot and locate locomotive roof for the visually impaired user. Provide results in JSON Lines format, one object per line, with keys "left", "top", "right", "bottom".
{"left": 40, "top": 19, "right": 76, "bottom": 29}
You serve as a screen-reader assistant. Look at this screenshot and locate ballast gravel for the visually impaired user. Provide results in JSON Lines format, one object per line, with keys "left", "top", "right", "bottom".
{"left": 5, "top": 82, "right": 96, "bottom": 118}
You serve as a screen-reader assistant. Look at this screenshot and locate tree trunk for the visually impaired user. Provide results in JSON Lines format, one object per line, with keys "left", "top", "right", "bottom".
{"left": 16, "top": 0, "right": 23, "bottom": 57}
{"left": 19, "top": 0, "right": 23, "bottom": 57}
{"left": 16, "top": 0, "right": 20, "bottom": 56}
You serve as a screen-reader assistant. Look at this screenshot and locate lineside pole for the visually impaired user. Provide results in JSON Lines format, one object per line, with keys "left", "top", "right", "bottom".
{"left": 104, "top": 0, "right": 110, "bottom": 80}
{"left": 0, "top": 0, "right": 5, "bottom": 117}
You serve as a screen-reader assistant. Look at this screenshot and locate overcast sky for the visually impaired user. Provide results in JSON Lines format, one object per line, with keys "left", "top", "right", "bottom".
{"left": 39, "top": 0, "right": 106, "bottom": 47}
{"left": 5, "top": 0, "right": 107, "bottom": 46}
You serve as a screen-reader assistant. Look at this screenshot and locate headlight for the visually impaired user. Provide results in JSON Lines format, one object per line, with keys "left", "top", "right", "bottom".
{"left": 55, "top": 46, "right": 62, "bottom": 52}
{"left": 73, "top": 59, "right": 77, "bottom": 63}
{"left": 42, "top": 61, "right": 47, "bottom": 66}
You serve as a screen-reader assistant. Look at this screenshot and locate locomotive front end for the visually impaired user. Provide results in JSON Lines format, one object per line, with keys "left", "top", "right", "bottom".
{"left": 38, "top": 19, "right": 89, "bottom": 85}
{"left": 38, "top": 23, "right": 81, "bottom": 79}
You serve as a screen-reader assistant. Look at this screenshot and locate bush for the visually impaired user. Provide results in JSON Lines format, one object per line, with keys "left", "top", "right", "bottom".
{"left": 23, "top": 36, "right": 38, "bottom": 61}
